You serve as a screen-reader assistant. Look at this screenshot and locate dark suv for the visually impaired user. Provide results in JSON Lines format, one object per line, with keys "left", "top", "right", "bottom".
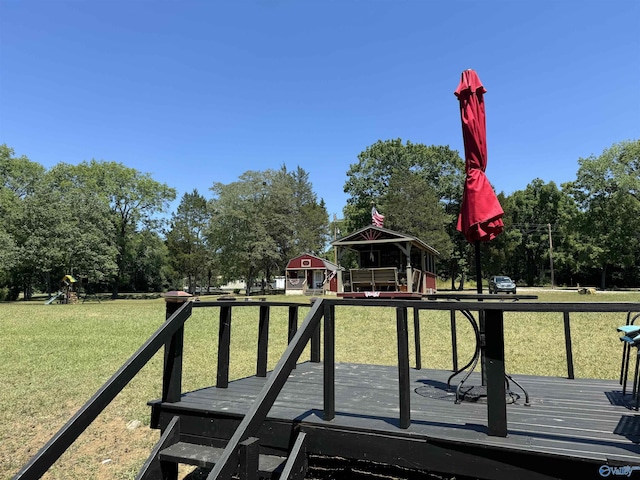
{"left": 488, "top": 276, "right": 516, "bottom": 294}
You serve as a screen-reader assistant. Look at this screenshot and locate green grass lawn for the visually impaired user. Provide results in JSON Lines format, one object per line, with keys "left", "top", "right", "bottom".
{"left": 2, "top": 289, "right": 640, "bottom": 479}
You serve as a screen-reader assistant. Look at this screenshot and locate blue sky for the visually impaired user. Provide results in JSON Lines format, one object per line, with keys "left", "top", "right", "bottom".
{"left": 1, "top": 0, "right": 638, "bottom": 219}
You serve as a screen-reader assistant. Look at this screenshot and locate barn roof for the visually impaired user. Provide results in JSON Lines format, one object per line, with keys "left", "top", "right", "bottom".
{"left": 286, "top": 253, "right": 340, "bottom": 271}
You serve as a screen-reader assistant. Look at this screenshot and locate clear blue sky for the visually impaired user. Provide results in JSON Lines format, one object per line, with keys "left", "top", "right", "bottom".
{"left": 1, "top": 1, "right": 638, "bottom": 219}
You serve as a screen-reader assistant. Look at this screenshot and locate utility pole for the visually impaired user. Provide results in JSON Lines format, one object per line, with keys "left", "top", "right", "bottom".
{"left": 548, "top": 223, "right": 555, "bottom": 289}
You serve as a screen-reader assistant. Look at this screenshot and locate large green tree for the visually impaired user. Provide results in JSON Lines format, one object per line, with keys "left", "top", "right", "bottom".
{"left": 208, "top": 172, "right": 280, "bottom": 292}
{"left": 129, "top": 230, "right": 174, "bottom": 292}
{"left": 343, "top": 139, "right": 464, "bottom": 281}
{"left": 497, "top": 179, "right": 578, "bottom": 287}
{"left": 166, "top": 189, "right": 210, "bottom": 293}
{"left": 208, "top": 167, "right": 328, "bottom": 293}
{"left": 0, "top": 144, "right": 45, "bottom": 204}
{"left": 6, "top": 163, "right": 119, "bottom": 299}
{"left": 566, "top": 140, "right": 640, "bottom": 289}
{"left": 73, "top": 160, "right": 176, "bottom": 296}
{"left": 273, "top": 166, "right": 329, "bottom": 260}
{"left": 0, "top": 145, "right": 45, "bottom": 298}
{"left": 344, "top": 139, "right": 464, "bottom": 229}
{"left": 384, "top": 172, "right": 454, "bottom": 259}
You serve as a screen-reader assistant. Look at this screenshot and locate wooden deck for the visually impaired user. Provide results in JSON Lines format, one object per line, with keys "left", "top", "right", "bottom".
{"left": 16, "top": 298, "right": 640, "bottom": 480}
{"left": 150, "top": 362, "right": 640, "bottom": 480}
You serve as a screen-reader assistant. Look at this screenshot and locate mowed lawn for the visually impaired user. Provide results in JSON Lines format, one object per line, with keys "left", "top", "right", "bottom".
{"left": 2, "top": 290, "right": 640, "bottom": 479}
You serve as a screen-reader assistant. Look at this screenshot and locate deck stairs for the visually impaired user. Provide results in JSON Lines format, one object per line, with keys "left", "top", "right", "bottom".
{"left": 136, "top": 416, "right": 308, "bottom": 480}
{"left": 134, "top": 299, "right": 324, "bottom": 480}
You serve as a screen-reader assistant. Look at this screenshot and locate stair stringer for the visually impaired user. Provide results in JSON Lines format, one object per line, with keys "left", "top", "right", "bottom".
{"left": 136, "top": 416, "right": 181, "bottom": 480}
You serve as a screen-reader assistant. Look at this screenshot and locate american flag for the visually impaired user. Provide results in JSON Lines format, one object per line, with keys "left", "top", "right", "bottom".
{"left": 371, "top": 207, "right": 385, "bottom": 227}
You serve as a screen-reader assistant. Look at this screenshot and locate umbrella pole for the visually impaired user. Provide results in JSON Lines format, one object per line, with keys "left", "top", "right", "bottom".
{"left": 475, "top": 241, "right": 482, "bottom": 294}
{"left": 475, "top": 240, "right": 487, "bottom": 386}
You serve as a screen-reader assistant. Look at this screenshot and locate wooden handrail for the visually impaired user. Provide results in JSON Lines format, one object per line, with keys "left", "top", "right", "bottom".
{"left": 14, "top": 301, "right": 193, "bottom": 479}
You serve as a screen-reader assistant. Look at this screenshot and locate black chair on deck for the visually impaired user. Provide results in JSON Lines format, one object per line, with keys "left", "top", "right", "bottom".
{"left": 618, "top": 314, "right": 640, "bottom": 410}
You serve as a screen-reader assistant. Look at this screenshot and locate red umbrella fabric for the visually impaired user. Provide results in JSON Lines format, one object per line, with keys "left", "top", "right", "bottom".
{"left": 455, "top": 69, "right": 504, "bottom": 243}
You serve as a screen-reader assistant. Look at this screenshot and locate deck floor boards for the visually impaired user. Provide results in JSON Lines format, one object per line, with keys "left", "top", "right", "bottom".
{"left": 153, "top": 361, "right": 640, "bottom": 477}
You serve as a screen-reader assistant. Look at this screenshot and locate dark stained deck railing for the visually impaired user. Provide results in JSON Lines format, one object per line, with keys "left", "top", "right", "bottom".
{"left": 14, "top": 298, "right": 316, "bottom": 479}
{"left": 202, "top": 299, "right": 326, "bottom": 479}
{"left": 14, "top": 296, "right": 640, "bottom": 479}
{"left": 191, "top": 301, "right": 318, "bottom": 389}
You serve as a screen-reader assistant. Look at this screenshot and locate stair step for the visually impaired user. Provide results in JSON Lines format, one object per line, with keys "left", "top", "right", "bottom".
{"left": 159, "top": 441, "right": 287, "bottom": 477}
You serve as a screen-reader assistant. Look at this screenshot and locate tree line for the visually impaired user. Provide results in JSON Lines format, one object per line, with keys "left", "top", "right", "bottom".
{"left": 1, "top": 139, "right": 638, "bottom": 300}
{"left": 0, "top": 147, "right": 329, "bottom": 300}
{"left": 342, "top": 138, "right": 640, "bottom": 291}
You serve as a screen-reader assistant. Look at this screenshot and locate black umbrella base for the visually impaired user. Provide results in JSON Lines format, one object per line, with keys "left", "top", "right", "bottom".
{"left": 457, "top": 385, "right": 519, "bottom": 404}
{"left": 414, "top": 384, "right": 520, "bottom": 405}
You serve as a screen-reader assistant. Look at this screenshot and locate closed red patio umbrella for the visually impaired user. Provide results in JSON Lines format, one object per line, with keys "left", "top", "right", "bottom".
{"left": 455, "top": 69, "right": 504, "bottom": 292}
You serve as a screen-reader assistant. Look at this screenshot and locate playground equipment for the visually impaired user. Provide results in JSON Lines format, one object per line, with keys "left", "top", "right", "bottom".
{"left": 44, "top": 275, "right": 78, "bottom": 305}
{"left": 44, "top": 291, "right": 64, "bottom": 305}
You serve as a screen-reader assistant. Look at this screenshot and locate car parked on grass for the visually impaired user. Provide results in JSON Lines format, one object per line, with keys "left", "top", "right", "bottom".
{"left": 488, "top": 275, "right": 517, "bottom": 294}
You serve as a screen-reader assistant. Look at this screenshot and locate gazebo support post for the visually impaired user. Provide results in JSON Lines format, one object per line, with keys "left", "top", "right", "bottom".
{"left": 405, "top": 241, "right": 413, "bottom": 293}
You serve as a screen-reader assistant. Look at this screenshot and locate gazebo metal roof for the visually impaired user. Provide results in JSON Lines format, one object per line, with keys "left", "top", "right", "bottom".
{"left": 331, "top": 225, "right": 440, "bottom": 257}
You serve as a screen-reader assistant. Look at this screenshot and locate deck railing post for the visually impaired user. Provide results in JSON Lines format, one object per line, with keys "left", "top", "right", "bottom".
{"left": 217, "top": 305, "right": 232, "bottom": 388}
{"left": 563, "top": 312, "right": 575, "bottom": 379}
{"left": 257, "top": 305, "right": 270, "bottom": 377}
{"left": 484, "top": 308, "right": 507, "bottom": 437}
{"left": 620, "top": 312, "right": 633, "bottom": 384}
{"left": 396, "top": 306, "right": 411, "bottom": 429}
{"left": 207, "top": 300, "right": 325, "bottom": 480}
{"left": 238, "top": 437, "right": 260, "bottom": 480}
{"left": 310, "top": 299, "right": 321, "bottom": 363}
{"left": 288, "top": 306, "right": 298, "bottom": 343}
{"left": 163, "top": 292, "right": 192, "bottom": 403}
{"left": 164, "top": 292, "right": 191, "bottom": 320}
{"left": 413, "top": 308, "right": 422, "bottom": 370}
{"left": 324, "top": 302, "right": 335, "bottom": 421}
{"left": 311, "top": 324, "right": 321, "bottom": 362}
{"left": 288, "top": 306, "right": 299, "bottom": 370}
{"left": 450, "top": 309, "right": 459, "bottom": 372}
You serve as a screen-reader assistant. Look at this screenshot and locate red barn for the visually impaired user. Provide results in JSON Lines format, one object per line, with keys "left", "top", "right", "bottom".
{"left": 285, "top": 254, "right": 340, "bottom": 296}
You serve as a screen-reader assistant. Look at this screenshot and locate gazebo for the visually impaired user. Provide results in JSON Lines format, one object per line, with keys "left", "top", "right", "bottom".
{"left": 331, "top": 225, "right": 439, "bottom": 296}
